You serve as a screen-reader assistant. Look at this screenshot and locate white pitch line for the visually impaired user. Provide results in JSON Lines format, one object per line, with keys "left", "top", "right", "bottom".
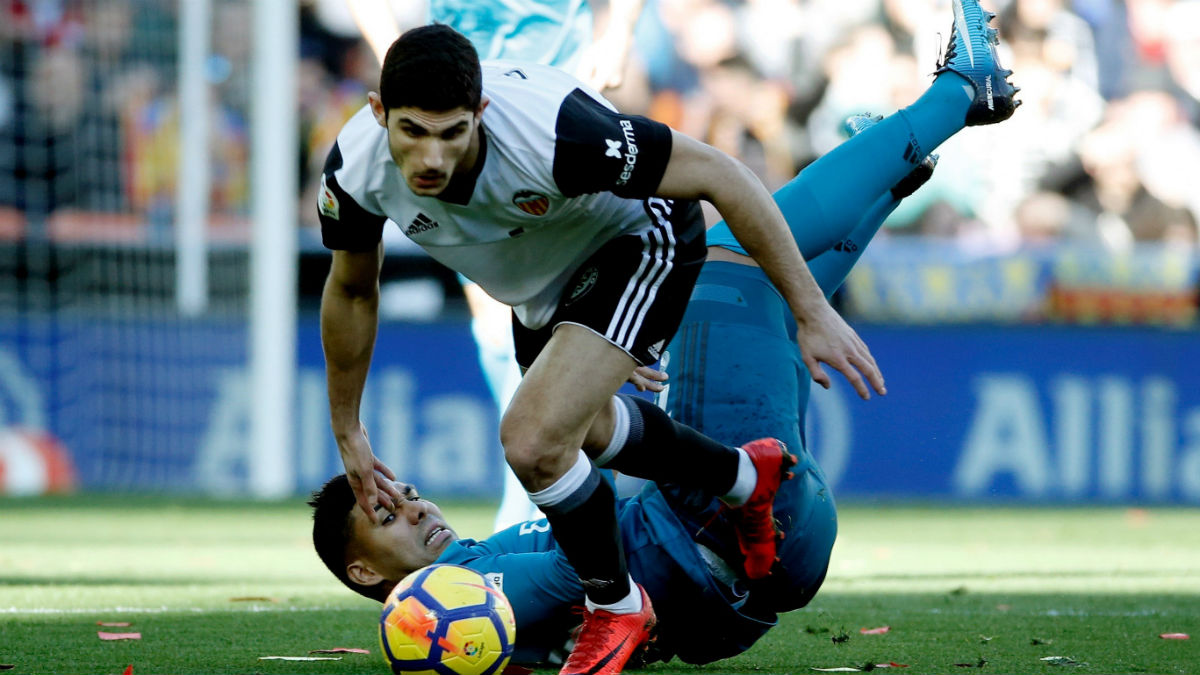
{"left": 0, "top": 605, "right": 352, "bottom": 615}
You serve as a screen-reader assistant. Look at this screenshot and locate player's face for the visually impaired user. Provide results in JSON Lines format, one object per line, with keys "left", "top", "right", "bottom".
{"left": 382, "top": 104, "right": 485, "bottom": 196}
{"left": 348, "top": 482, "right": 457, "bottom": 580}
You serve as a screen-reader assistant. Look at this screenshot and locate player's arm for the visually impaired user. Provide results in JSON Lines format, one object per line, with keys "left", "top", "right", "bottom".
{"left": 344, "top": 0, "right": 403, "bottom": 65}
{"left": 653, "top": 132, "right": 886, "bottom": 399}
{"left": 321, "top": 245, "right": 404, "bottom": 519}
{"left": 548, "top": 92, "right": 879, "bottom": 397}
{"left": 576, "top": 0, "right": 645, "bottom": 90}
{"left": 318, "top": 137, "right": 403, "bottom": 520}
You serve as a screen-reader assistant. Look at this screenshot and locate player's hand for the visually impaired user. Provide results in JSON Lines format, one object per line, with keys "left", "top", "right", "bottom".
{"left": 338, "top": 423, "right": 403, "bottom": 523}
{"left": 794, "top": 302, "right": 885, "bottom": 400}
{"left": 627, "top": 365, "right": 667, "bottom": 392}
{"left": 575, "top": 31, "right": 632, "bottom": 91}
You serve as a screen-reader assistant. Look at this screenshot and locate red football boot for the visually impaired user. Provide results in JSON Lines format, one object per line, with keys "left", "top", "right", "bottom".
{"left": 730, "top": 438, "right": 797, "bottom": 579}
{"left": 560, "top": 584, "right": 656, "bottom": 675}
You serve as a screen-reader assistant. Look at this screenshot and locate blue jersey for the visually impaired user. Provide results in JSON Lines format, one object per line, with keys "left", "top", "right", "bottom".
{"left": 434, "top": 482, "right": 780, "bottom": 665}
{"left": 432, "top": 0, "right": 592, "bottom": 72}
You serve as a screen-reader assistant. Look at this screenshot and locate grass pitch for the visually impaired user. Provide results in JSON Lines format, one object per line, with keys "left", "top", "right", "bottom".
{"left": 0, "top": 497, "right": 1196, "bottom": 674}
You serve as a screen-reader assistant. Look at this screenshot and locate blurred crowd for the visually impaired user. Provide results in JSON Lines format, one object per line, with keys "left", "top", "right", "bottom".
{"left": 1, "top": 0, "right": 1198, "bottom": 254}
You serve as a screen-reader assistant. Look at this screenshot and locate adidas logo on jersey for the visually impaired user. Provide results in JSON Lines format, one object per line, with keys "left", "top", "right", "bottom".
{"left": 648, "top": 340, "right": 666, "bottom": 360}
{"left": 405, "top": 213, "right": 439, "bottom": 235}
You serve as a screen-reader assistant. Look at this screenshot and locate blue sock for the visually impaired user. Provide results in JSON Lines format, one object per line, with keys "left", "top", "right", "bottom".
{"left": 896, "top": 72, "right": 975, "bottom": 160}
{"left": 773, "top": 73, "right": 972, "bottom": 258}
{"left": 806, "top": 193, "right": 899, "bottom": 299}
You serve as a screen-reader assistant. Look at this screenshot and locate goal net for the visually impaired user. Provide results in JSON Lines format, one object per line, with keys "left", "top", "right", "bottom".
{"left": 0, "top": 1, "right": 254, "bottom": 494}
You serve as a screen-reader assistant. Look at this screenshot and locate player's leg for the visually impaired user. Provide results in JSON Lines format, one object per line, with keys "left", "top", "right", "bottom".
{"left": 503, "top": 324, "right": 657, "bottom": 675}
{"left": 510, "top": 201, "right": 786, "bottom": 565}
{"left": 503, "top": 322, "right": 646, "bottom": 588}
{"left": 737, "top": 192, "right": 908, "bottom": 611}
{"left": 745, "top": 117, "right": 945, "bottom": 612}
{"left": 748, "top": 116, "right": 942, "bottom": 610}
{"left": 801, "top": 113, "right": 938, "bottom": 297}
{"left": 504, "top": 199, "right": 715, "bottom": 674}
{"left": 535, "top": 201, "right": 795, "bottom": 581}
{"left": 706, "top": 0, "right": 1017, "bottom": 259}
{"left": 656, "top": 111, "right": 942, "bottom": 612}
{"left": 655, "top": 261, "right": 830, "bottom": 590}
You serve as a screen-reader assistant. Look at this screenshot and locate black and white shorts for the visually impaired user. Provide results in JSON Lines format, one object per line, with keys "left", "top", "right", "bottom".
{"left": 513, "top": 197, "right": 708, "bottom": 368}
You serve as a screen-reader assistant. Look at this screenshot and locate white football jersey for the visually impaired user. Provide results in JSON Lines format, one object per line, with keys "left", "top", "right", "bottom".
{"left": 319, "top": 62, "right": 679, "bottom": 329}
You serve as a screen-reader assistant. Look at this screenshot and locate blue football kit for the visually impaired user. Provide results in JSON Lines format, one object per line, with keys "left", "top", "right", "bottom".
{"left": 432, "top": 0, "right": 592, "bottom": 71}
{"left": 434, "top": 473, "right": 796, "bottom": 666}
{"left": 422, "top": 95, "right": 967, "bottom": 663}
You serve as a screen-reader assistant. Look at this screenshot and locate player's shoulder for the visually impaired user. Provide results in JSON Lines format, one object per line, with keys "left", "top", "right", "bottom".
{"left": 481, "top": 61, "right": 615, "bottom": 114}
{"left": 335, "top": 104, "right": 382, "bottom": 142}
{"left": 479, "top": 61, "right": 620, "bottom": 161}
{"left": 328, "top": 104, "right": 392, "bottom": 197}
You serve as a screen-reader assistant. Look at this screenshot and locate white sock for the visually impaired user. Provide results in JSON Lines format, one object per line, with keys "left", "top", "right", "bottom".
{"left": 527, "top": 449, "right": 593, "bottom": 508}
{"left": 593, "top": 396, "right": 630, "bottom": 467}
{"left": 584, "top": 576, "right": 642, "bottom": 614}
{"left": 721, "top": 448, "right": 756, "bottom": 506}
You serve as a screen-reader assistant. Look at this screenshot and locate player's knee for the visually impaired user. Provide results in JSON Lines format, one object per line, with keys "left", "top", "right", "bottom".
{"left": 499, "top": 429, "right": 561, "bottom": 467}
{"left": 499, "top": 437, "right": 540, "bottom": 478}
{"left": 499, "top": 416, "right": 578, "bottom": 485}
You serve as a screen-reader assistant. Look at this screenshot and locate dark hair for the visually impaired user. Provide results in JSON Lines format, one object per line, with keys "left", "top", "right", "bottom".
{"left": 309, "top": 474, "right": 391, "bottom": 602}
{"left": 380, "top": 24, "right": 482, "bottom": 113}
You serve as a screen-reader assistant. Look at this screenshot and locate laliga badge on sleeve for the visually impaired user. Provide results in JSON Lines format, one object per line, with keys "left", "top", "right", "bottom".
{"left": 319, "top": 174, "right": 341, "bottom": 220}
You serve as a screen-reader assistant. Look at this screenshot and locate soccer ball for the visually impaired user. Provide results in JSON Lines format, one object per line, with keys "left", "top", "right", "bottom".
{"left": 379, "top": 564, "right": 517, "bottom": 675}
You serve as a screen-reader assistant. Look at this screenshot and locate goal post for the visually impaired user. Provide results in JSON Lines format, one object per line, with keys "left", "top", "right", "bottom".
{"left": 248, "top": 0, "right": 299, "bottom": 498}
{"left": 176, "top": 0, "right": 212, "bottom": 317}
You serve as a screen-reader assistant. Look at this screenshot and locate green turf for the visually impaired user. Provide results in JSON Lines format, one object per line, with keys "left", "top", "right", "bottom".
{"left": 1, "top": 497, "right": 1196, "bottom": 674}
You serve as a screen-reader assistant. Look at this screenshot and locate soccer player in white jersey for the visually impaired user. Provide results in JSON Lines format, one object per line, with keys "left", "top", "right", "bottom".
{"left": 318, "top": 24, "right": 889, "bottom": 674}
{"left": 344, "top": 0, "right": 645, "bottom": 531}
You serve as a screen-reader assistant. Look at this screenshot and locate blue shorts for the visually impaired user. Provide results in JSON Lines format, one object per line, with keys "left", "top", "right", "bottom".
{"left": 657, "top": 261, "right": 837, "bottom": 613}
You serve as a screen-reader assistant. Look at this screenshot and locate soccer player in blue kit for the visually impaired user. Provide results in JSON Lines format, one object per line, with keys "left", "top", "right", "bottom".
{"left": 317, "top": 1, "right": 1017, "bottom": 670}
{"left": 308, "top": 112, "right": 942, "bottom": 668}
